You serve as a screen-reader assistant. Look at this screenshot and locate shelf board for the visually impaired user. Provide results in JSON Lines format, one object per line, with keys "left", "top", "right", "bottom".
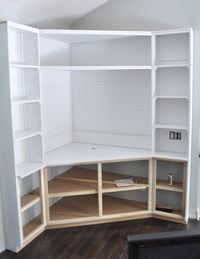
{"left": 48, "top": 177, "right": 97, "bottom": 197}
{"left": 21, "top": 191, "right": 40, "bottom": 212}
{"left": 11, "top": 64, "right": 39, "bottom": 69}
{"left": 44, "top": 143, "right": 151, "bottom": 167}
{"left": 51, "top": 167, "right": 148, "bottom": 197}
{"left": 103, "top": 195, "right": 147, "bottom": 215}
{"left": 16, "top": 162, "right": 43, "bottom": 178}
{"left": 50, "top": 195, "right": 99, "bottom": 221}
{"left": 156, "top": 180, "right": 183, "bottom": 192}
{"left": 154, "top": 124, "right": 188, "bottom": 130}
{"left": 153, "top": 209, "right": 183, "bottom": 220}
{"left": 23, "top": 215, "right": 43, "bottom": 239}
{"left": 49, "top": 195, "right": 147, "bottom": 221}
{"left": 154, "top": 96, "right": 189, "bottom": 100}
{"left": 102, "top": 171, "right": 148, "bottom": 193}
{"left": 153, "top": 151, "right": 188, "bottom": 161}
{"left": 40, "top": 65, "right": 152, "bottom": 71}
{"left": 14, "top": 130, "right": 41, "bottom": 141}
{"left": 155, "top": 63, "right": 189, "bottom": 69}
{"left": 12, "top": 97, "right": 40, "bottom": 104}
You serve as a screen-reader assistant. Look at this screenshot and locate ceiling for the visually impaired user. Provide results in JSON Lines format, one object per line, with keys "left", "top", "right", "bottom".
{"left": 0, "top": 0, "right": 109, "bottom": 28}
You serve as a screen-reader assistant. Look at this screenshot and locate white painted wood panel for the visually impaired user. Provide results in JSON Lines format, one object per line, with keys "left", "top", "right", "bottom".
{"left": 41, "top": 70, "right": 72, "bottom": 153}
{"left": 156, "top": 67, "right": 189, "bottom": 97}
{"left": 155, "top": 129, "right": 188, "bottom": 154}
{"left": 72, "top": 70, "right": 151, "bottom": 149}
{"left": 40, "top": 38, "right": 70, "bottom": 66}
{"left": 9, "top": 27, "right": 39, "bottom": 66}
{"left": 156, "top": 33, "right": 189, "bottom": 65}
{"left": 155, "top": 99, "right": 189, "bottom": 127}
{"left": 71, "top": 36, "right": 151, "bottom": 66}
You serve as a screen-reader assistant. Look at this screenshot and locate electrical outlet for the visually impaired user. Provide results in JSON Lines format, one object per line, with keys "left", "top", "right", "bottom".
{"left": 169, "top": 131, "right": 175, "bottom": 139}
{"left": 169, "top": 131, "right": 181, "bottom": 140}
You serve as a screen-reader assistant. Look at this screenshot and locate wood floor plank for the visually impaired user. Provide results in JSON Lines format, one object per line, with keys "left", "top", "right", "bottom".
{"left": 0, "top": 219, "right": 199, "bottom": 259}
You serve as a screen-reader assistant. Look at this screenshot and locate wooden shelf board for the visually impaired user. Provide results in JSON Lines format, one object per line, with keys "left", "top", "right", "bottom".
{"left": 12, "top": 98, "right": 40, "bottom": 104}
{"left": 155, "top": 96, "right": 189, "bottom": 100}
{"left": 154, "top": 124, "right": 188, "bottom": 131}
{"left": 11, "top": 64, "right": 39, "bottom": 69}
{"left": 54, "top": 167, "right": 148, "bottom": 196}
{"left": 48, "top": 178, "right": 97, "bottom": 197}
{"left": 49, "top": 194, "right": 147, "bottom": 222}
{"left": 21, "top": 192, "right": 40, "bottom": 212}
{"left": 153, "top": 151, "right": 188, "bottom": 161}
{"left": 40, "top": 65, "right": 152, "bottom": 71}
{"left": 44, "top": 143, "right": 151, "bottom": 167}
{"left": 14, "top": 130, "right": 41, "bottom": 141}
{"left": 23, "top": 215, "right": 42, "bottom": 238}
{"left": 103, "top": 195, "right": 147, "bottom": 215}
{"left": 156, "top": 180, "right": 183, "bottom": 192}
{"left": 50, "top": 195, "right": 99, "bottom": 221}
{"left": 16, "top": 162, "right": 43, "bottom": 178}
{"left": 153, "top": 209, "right": 183, "bottom": 220}
{"left": 155, "top": 63, "right": 189, "bottom": 69}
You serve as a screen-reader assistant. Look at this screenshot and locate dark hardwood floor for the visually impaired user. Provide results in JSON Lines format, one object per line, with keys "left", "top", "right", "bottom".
{"left": 0, "top": 218, "right": 199, "bottom": 259}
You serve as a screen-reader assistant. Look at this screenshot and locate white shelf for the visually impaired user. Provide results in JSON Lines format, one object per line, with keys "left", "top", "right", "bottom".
{"left": 154, "top": 124, "right": 188, "bottom": 131}
{"left": 40, "top": 65, "right": 152, "bottom": 71}
{"left": 155, "top": 63, "right": 189, "bottom": 69}
{"left": 11, "top": 64, "right": 39, "bottom": 69}
{"left": 153, "top": 151, "right": 188, "bottom": 161}
{"left": 154, "top": 96, "right": 189, "bottom": 100}
{"left": 12, "top": 98, "right": 40, "bottom": 104}
{"left": 14, "top": 130, "right": 41, "bottom": 141}
{"left": 44, "top": 143, "right": 152, "bottom": 166}
{"left": 16, "top": 162, "right": 43, "bottom": 178}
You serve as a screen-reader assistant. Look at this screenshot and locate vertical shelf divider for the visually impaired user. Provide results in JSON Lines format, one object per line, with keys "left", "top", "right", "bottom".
{"left": 98, "top": 163, "right": 103, "bottom": 217}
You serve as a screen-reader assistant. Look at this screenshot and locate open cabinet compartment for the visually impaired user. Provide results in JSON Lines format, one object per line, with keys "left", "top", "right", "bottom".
{"left": 155, "top": 67, "right": 189, "bottom": 97}
{"left": 12, "top": 102, "right": 42, "bottom": 140}
{"left": 103, "top": 190, "right": 148, "bottom": 215}
{"left": 48, "top": 166, "right": 98, "bottom": 197}
{"left": 156, "top": 33, "right": 189, "bottom": 66}
{"left": 10, "top": 67, "right": 40, "bottom": 103}
{"left": 101, "top": 160, "right": 149, "bottom": 193}
{"left": 9, "top": 27, "right": 39, "bottom": 66}
{"left": 155, "top": 99, "right": 189, "bottom": 127}
{"left": 155, "top": 189, "right": 184, "bottom": 217}
{"left": 155, "top": 128, "right": 188, "bottom": 156}
{"left": 22, "top": 201, "right": 43, "bottom": 240}
{"left": 49, "top": 194, "right": 99, "bottom": 221}
{"left": 14, "top": 135, "right": 43, "bottom": 178}
{"left": 40, "top": 35, "right": 151, "bottom": 66}
{"left": 156, "top": 160, "right": 185, "bottom": 192}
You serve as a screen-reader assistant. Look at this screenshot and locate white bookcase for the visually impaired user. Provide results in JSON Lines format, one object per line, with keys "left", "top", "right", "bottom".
{"left": 0, "top": 22, "right": 193, "bottom": 252}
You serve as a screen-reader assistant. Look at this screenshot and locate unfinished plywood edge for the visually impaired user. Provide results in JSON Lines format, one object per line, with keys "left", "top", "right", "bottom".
{"left": 47, "top": 213, "right": 152, "bottom": 229}
{"left": 153, "top": 213, "right": 185, "bottom": 224}
{"left": 156, "top": 181, "right": 183, "bottom": 192}
{"left": 55, "top": 167, "right": 149, "bottom": 195}
{"left": 21, "top": 193, "right": 40, "bottom": 212}
{"left": 23, "top": 224, "right": 45, "bottom": 247}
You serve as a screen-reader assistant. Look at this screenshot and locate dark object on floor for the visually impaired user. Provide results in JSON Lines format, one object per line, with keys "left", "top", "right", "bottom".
{"left": 128, "top": 229, "right": 200, "bottom": 259}
{"left": 156, "top": 205, "right": 173, "bottom": 213}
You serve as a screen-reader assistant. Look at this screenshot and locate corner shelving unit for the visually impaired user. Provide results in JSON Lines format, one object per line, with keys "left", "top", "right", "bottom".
{"left": 0, "top": 22, "right": 193, "bottom": 252}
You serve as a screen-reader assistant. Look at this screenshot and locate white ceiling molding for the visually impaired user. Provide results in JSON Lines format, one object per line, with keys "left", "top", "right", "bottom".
{"left": 0, "top": 0, "right": 109, "bottom": 28}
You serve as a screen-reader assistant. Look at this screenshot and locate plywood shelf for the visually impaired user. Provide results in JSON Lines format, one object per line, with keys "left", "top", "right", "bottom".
{"left": 16, "top": 162, "right": 43, "bottom": 178}
{"left": 12, "top": 98, "right": 40, "bottom": 105}
{"left": 49, "top": 194, "right": 147, "bottom": 222}
{"left": 103, "top": 195, "right": 147, "bottom": 215}
{"left": 48, "top": 178, "right": 98, "bottom": 197}
{"left": 21, "top": 191, "right": 40, "bottom": 212}
{"left": 14, "top": 130, "right": 41, "bottom": 141}
{"left": 50, "top": 195, "right": 99, "bottom": 221}
{"left": 156, "top": 180, "right": 183, "bottom": 192}
{"left": 51, "top": 167, "right": 148, "bottom": 197}
{"left": 23, "top": 215, "right": 42, "bottom": 239}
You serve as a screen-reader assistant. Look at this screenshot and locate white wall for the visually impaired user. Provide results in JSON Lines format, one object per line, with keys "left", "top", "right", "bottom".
{"left": 72, "top": 0, "right": 200, "bottom": 218}
{"left": 0, "top": 186, "right": 5, "bottom": 252}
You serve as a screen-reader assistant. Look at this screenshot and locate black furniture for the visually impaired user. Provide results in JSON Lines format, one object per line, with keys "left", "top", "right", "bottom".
{"left": 128, "top": 229, "right": 200, "bottom": 259}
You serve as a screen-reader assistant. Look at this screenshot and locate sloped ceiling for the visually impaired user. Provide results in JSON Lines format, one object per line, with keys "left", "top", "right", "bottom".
{"left": 0, "top": 0, "right": 109, "bottom": 28}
